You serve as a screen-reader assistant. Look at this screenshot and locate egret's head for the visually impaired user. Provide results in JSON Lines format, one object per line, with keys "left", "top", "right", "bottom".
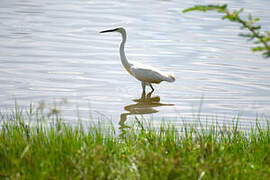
{"left": 100, "top": 27, "right": 126, "bottom": 34}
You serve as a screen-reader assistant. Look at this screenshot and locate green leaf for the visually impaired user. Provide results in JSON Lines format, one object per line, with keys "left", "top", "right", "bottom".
{"left": 262, "top": 36, "right": 270, "bottom": 42}
{"left": 252, "top": 25, "right": 261, "bottom": 30}
{"left": 253, "top": 17, "right": 260, "bottom": 23}
{"left": 222, "top": 14, "right": 237, "bottom": 22}
{"left": 182, "top": 4, "right": 227, "bottom": 13}
{"left": 235, "top": 8, "right": 244, "bottom": 16}
{"left": 251, "top": 46, "right": 266, "bottom": 52}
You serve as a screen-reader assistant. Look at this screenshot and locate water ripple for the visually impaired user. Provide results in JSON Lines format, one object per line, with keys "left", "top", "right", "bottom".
{"left": 0, "top": 0, "right": 270, "bottom": 128}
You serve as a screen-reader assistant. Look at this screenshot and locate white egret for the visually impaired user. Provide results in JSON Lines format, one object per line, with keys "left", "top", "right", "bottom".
{"left": 100, "top": 27, "right": 175, "bottom": 97}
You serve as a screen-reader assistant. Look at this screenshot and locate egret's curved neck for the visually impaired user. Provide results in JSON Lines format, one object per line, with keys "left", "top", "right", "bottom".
{"left": 119, "top": 31, "right": 131, "bottom": 72}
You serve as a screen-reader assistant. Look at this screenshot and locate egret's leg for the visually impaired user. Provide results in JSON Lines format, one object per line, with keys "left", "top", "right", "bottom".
{"left": 141, "top": 82, "right": 146, "bottom": 98}
{"left": 150, "top": 84, "right": 154, "bottom": 92}
{"left": 147, "top": 91, "right": 154, "bottom": 98}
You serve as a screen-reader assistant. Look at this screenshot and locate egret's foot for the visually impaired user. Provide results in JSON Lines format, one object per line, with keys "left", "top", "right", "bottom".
{"left": 146, "top": 91, "right": 160, "bottom": 102}
{"left": 132, "top": 98, "right": 139, "bottom": 102}
{"left": 149, "top": 96, "right": 160, "bottom": 102}
{"left": 133, "top": 95, "right": 160, "bottom": 103}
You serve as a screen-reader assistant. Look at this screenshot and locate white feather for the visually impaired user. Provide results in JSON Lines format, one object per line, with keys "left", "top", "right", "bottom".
{"left": 129, "top": 61, "right": 175, "bottom": 84}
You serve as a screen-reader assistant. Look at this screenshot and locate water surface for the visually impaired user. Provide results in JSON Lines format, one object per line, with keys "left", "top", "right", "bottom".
{"left": 1, "top": 0, "right": 270, "bottom": 129}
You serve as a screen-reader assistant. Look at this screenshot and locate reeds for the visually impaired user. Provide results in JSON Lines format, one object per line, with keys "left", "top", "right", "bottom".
{"left": 0, "top": 106, "right": 269, "bottom": 179}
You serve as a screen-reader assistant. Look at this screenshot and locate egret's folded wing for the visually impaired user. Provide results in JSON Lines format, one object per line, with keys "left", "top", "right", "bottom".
{"left": 130, "top": 64, "right": 165, "bottom": 83}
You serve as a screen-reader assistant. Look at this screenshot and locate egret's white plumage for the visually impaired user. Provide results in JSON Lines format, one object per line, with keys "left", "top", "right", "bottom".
{"left": 100, "top": 27, "right": 175, "bottom": 97}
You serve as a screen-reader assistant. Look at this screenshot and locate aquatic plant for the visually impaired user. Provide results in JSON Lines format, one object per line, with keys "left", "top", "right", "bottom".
{"left": 183, "top": 4, "right": 270, "bottom": 58}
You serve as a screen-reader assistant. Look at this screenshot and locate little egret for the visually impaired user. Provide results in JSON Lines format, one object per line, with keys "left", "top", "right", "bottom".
{"left": 100, "top": 27, "right": 175, "bottom": 97}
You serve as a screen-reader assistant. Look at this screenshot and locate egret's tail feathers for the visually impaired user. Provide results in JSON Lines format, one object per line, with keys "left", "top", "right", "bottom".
{"left": 165, "top": 73, "right": 175, "bottom": 82}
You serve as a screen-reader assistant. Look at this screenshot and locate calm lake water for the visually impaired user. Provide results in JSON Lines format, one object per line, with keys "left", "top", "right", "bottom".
{"left": 1, "top": 0, "right": 270, "bottom": 129}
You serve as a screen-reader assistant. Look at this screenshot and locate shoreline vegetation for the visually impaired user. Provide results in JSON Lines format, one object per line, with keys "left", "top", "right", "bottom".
{"left": 0, "top": 106, "right": 270, "bottom": 179}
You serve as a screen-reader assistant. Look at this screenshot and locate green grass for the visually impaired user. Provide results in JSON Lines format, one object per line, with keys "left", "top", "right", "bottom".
{"left": 0, "top": 106, "right": 270, "bottom": 179}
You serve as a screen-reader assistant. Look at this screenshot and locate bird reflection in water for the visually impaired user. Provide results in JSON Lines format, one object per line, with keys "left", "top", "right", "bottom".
{"left": 119, "top": 91, "right": 174, "bottom": 134}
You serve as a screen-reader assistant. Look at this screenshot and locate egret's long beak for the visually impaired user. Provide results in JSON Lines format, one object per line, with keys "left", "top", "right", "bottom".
{"left": 100, "top": 28, "right": 118, "bottom": 33}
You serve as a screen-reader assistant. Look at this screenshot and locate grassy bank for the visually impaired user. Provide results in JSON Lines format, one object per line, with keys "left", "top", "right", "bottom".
{"left": 0, "top": 107, "right": 270, "bottom": 179}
